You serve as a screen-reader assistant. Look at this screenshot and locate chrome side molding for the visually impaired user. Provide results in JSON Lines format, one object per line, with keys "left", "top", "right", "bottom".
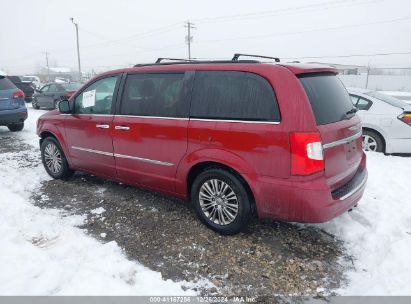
{"left": 71, "top": 146, "right": 173, "bottom": 166}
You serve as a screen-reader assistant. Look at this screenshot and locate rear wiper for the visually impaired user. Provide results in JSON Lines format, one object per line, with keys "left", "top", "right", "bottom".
{"left": 346, "top": 107, "right": 358, "bottom": 115}
{"left": 343, "top": 107, "right": 358, "bottom": 119}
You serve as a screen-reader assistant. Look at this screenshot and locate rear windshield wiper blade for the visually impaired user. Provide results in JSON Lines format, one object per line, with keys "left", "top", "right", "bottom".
{"left": 343, "top": 107, "right": 358, "bottom": 119}
{"left": 346, "top": 107, "right": 358, "bottom": 115}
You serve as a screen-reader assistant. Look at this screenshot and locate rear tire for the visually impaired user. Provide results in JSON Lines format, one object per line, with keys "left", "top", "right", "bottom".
{"left": 191, "top": 168, "right": 252, "bottom": 235}
{"left": 362, "top": 130, "right": 384, "bottom": 152}
{"left": 41, "top": 137, "right": 74, "bottom": 179}
{"left": 8, "top": 123, "right": 24, "bottom": 132}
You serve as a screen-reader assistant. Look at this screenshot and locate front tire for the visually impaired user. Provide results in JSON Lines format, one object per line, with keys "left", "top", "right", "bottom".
{"left": 191, "top": 168, "right": 252, "bottom": 235}
{"left": 8, "top": 123, "right": 24, "bottom": 132}
{"left": 41, "top": 137, "right": 74, "bottom": 179}
{"left": 362, "top": 130, "right": 384, "bottom": 152}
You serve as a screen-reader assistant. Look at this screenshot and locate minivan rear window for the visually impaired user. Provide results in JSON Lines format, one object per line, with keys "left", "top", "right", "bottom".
{"left": 0, "top": 76, "right": 16, "bottom": 91}
{"left": 299, "top": 73, "right": 354, "bottom": 125}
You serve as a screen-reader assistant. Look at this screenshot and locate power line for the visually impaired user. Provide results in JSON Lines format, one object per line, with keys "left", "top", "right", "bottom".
{"left": 193, "top": 16, "right": 411, "bottom": 44}
{"left": 41, "top": 22, "right": 182, "bottom": 55}
{"left": 193, "top": 0, "right": 381, "bottom": 24}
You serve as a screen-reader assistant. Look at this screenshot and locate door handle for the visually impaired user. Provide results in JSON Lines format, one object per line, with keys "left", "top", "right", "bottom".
{"left": 96, "top": 124, "right": 110, "bottom": 129}
{"left": 115, "top": 125, "right": 130, "bottom": 131}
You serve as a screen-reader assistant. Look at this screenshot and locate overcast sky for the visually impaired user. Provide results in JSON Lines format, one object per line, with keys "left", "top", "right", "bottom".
{"left": 1, "top": 0, "right": 411, "bottom": 75}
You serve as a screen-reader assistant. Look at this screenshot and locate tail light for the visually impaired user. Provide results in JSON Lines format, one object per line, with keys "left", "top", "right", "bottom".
{"left": 398, "top": 112, "right": 411, "bottom": 125}
{"left": 12, "top": 90, "right": 25, "bottom": 99}
{"left": 290, "top": 132, "right": 324, "bottom": 175}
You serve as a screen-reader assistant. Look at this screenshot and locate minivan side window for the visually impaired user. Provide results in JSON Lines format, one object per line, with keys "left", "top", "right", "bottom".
{"left": 120, "top": 73, "right": 186, "bottom": 117}
{"left": 190, "top": 71, "right": 280, "bottom": 122}
{"left": 74, "top": 76, "right": 119, "bottom": 115}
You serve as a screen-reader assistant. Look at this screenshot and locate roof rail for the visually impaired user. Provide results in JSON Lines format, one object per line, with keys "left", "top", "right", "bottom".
{"left": 155, "top": 58, "right": 196, "bottom": 63}
{"left": 232, "top": 53, "right": 280, "bottom": 62}
{"left": 133, "top": 59, "right": 260, "bottom": 68}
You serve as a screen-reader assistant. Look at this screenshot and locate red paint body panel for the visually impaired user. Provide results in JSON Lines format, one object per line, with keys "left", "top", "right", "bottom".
{"left": 64, "top": 114, "right": 116, "bottom": 179}
{"left": 112, "top": 116, "right": 188, "bottom": 193}
{"left": 37, "top": 62, "right": 367, "bottom": 224}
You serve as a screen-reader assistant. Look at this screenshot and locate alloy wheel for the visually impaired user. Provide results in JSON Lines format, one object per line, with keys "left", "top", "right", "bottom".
{"left": 44, "top": 143, "right": 62, "bottom": 174}
{"left": 199, "top": 179, "right": 239, "bottom": 225}
{"left": 362, "top": 135, "right": 378, "bottom": 151}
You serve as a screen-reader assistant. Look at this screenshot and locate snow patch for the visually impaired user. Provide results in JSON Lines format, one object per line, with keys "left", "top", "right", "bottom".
{"left": 320, "top": 152, "right": 411, "bottom": 295}
{"left": 0, "top": 107, "right": 196, "bottom": 295}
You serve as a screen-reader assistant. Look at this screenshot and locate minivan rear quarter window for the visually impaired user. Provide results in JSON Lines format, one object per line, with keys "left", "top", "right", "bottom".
{"left": 299, "top": 73, "right": 353, "bottom": 125}
{"left": 190, "top": 71, "right": 280, "bottom": 121}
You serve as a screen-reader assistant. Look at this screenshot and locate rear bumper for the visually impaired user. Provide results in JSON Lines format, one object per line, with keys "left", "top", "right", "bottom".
{"left": 250, "top": 152, "right": 367, "bottom": 223}
{"left": 0, "top": 108, "right": 28, "bottom": 125}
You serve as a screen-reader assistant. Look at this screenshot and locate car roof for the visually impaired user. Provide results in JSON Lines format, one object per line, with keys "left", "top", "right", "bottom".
{"left": 95, "top": 62, "right": 337, "bottom": 80}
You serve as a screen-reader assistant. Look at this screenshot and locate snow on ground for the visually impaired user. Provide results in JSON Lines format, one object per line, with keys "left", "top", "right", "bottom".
{"left": 0, "top": 106, "right": 197, "bottom": 295}
{"left": 321, "top": 152, "right": 411, "bottom": 295}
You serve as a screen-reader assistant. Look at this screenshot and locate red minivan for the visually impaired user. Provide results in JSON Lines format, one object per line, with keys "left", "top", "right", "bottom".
{"left": 37, "top": 55, "right": 367, "bottom": 234}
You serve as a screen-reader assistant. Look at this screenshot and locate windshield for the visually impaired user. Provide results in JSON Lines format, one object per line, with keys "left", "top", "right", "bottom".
{"left": 366, "top": 91, "right": 409, "bottom": 109}
{"left": 299, "top": 73, "right": 354, "bottom": 125}
{"left": 61, "top": 83, "right": 81, "bottom": 91}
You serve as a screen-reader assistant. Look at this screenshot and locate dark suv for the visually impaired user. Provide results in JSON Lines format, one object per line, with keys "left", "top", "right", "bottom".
{"left": 37, "top": 55, "right": 367, "bottom": 234}
{"left": 0, "top": 75, "right": 28, "bottom": 131}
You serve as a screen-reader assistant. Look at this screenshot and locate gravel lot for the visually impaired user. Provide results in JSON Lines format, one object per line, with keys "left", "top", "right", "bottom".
{"left": 1, "top": 114, "right": 352, "bottom": 302}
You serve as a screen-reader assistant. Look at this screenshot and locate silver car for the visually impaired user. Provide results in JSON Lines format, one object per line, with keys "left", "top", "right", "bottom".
{"left": 348, "top": 88, "right": 411, "bottom": 153}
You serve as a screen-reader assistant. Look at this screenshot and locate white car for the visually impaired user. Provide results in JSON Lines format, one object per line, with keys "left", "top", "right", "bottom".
{"left": 348, "top": 88, "right": 411, "bottom": 153}
{"left": 21, "top": 75, "right": 41, "bottom": 89}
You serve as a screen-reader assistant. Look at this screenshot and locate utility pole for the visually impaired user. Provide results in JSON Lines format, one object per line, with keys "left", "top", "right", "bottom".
{"left": 184, "top": 21, "right": 196, "bottom": 60}
{"left": 365, "top": 62, "right": 371, "bottom": 89}
{"left": 70, "top": 17, "right": 82, "bottom": 82}
{"left": 43, "top": 51, "right": 50, "bottom": 82}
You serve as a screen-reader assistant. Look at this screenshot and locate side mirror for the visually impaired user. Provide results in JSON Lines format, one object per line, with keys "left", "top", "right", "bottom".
{"left": 58, "top": 100, "right": 71, "bottom": 114}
